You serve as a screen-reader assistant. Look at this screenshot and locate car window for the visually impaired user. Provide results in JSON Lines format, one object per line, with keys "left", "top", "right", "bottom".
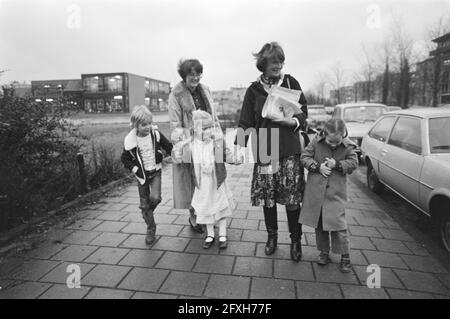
{"left": 343, "top": 106, "right": 384, "bottom": 123}
{"left": 429, "top": 117, "right": 450, "bottom": 153}
{"left": 332, "top": 108, "right": 340, "bottom": 118}
{"left": 388, "top": 117, "right": 422, "bottom": 154}
{"left": 368, "top": 116, "right": 396, "bottom": 142}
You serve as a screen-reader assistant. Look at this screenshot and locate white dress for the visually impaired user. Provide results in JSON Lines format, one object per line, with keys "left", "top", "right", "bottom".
{"left": 190, "top": 138, "right": 234, "bottom": 224}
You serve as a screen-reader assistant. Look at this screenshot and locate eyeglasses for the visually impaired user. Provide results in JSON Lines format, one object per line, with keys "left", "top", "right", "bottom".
{"left": 187, "top": 73, "right": 202, "bottom": 79}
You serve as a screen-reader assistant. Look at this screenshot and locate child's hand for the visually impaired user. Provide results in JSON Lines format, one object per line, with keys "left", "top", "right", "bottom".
{"left": 320, "top": 163, "right": 332, "bottom": 177}
{"left": 325, "top": 157, "right": 336, "bottom": 169}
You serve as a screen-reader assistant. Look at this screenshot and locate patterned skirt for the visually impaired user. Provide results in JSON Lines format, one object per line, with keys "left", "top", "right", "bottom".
{"left": 251, "top": 154, "right": 305, "bottom": 208}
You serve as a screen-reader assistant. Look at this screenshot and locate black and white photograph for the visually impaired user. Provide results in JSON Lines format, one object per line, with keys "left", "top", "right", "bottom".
{"left": 1, "top": 0, "right": 450, "bottom": 305}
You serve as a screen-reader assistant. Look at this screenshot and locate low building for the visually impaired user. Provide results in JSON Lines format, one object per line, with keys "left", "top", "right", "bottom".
{"left": 31, "top": 72, "right": 170, "bottom": 113}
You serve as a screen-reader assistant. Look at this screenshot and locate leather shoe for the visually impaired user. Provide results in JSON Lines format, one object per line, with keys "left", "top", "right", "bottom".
{"left": 202, "top": 236, "right": 215, "bottom": 249}
{"left": 265, "top": 232, "right": 277, "bottom": 255}
{"left": 218, "top": 236, "right": 227, "bottom": 249}
{"left": 189, "top": 216, "right": 204, "bottom": 233}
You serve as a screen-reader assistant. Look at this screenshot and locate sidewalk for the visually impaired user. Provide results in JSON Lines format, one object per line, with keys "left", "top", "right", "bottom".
{"left": 1, "top": 163, "right": 449, "bottom": 299}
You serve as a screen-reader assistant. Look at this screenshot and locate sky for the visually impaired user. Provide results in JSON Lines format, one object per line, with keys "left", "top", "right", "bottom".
{"left": 1, "top": 0, "right": 449, "bottom": 92}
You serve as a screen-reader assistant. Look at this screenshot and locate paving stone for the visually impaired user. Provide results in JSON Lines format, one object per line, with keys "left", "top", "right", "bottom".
{"left": 371, "top": 238, "right": 412, "bottom": 254}
{"left": 376, "top": 228, "right": 415, "bottom": 242}
{"left": 152, "top": 236, "right": 191, "bottom": 252}
{"left": 402, "top": 242, "right": 430, "bottom": 256}
{"left": 0, "top": 281, "right": 51, "bottom": 299}
{"left": 230, "top": 218, "right": 259, "bottom": 230}
{"left": 394, "top": 269, "right": 450, "bottom": 295}
{"left": 250, "top": 278, "right": 295, "bottom": 299}
{"left": 24, "top": 243, "right": 69, "bottom": 260}
{"left": 348, "top": 225, "right": 382, "bottom": 238}
{"left": 312, "top": 263, "right": 359, "bottom": 285}
{"left": 98, "top": 203, "right": 128, "bottom": 211}
{"left": 177, "top": 225, "right": 205, "bottom": 239}
{"left": 362, "top": 250, "right": 409, "bottom": 269}
{"left": 233, "top": 257, "right": 272, "bottom": 277}
{"left": 296, "top": 281, "right": 343, "bottom": 299}
{"left": 341, "top": 284, "right": 389, "bottom": 299}
{"left": 172, "top": 215, "right": 190, "bottom": 226}
{"left": 119, "top": 222, "right": 147, "bottom": 234}
{"left": 352, "top": 216, "right": 387, "bottom": 228}
{"left": 10, "top": 259, "right": 60, "bottom": 281}
{"left": 156, "top": 224, "right": 184, "bottom": 236}
{"left": 154, "top": 214, "right": 177, "bottom": 224}
{"left": 84, "top": 247, "right": 130, "bottom": 265}
{"left": 0, "top": 258, "right": 24, "bottom": 278}
{"left": 241, "top": 230, "right": 268, "bottom": 243}
{"left": 222, "top": 228, "right": 243, "bottom": 241}
{"left": 387, "top": 288, "right": 435, "bottom": 299}
{"left": 159, "top": 271, "right": 209, "bottom": 296}
{"left": 84, "top": 288, "right": 133, "bottom": 299}
{"left": 119, "top": 249, "right": 164, "bottom": 267}
{"left": 121, "top": 205, "right": 141, "bottom": 213}
{"left": 118, "top": 268, "right": 169, "bottom": 292}
{"left": 155, "top": 252, "right": 198, "bottom": 271}
{"left": 96, "top": 211, "right": 128, "bottom": 221}
{"left": 82, "top": 265, "right": 131, "bottom": 288}
{"left": 353, "top": 265, "right": 404, "bottom": 289}
{"left": 349, "top": 236, "right": 376, "bottom": 250}
{"left": 399, "top": 255, "right": 448, "bottom": 273}
{"left": 62, "top": 230, "right": 102, "bottom": 245}
{"left": 132, "top": 292, "right": 178, "bottom": 299}
{"left": 120, "top": 213, "right": 144, "bottom": 223}
{"left": 93, "top": 221, "right": 128, "bottom": 232}
{"left": 64, "top": 219, "right": 103, "bottom": 231}
{"left": 120, "top": 197, "right": 140, "bottom": 205}
{"left": 218, "top": 241, "right": 256, "bottom": 257}
{"left": 38, "top": 284, "right": 90, "bottom": 299}
{"left": 305, "top": 233, "right": 316, "bottom": 246}
{"left": 436, "top": 273, "right": 450, "bottom": 290}
{"left": 204, "top": 275, "right": 251, "bottom": 299}
{"left": 273, "top": 260, "right": 314, "bottom": 281}
{"left": 246, "top": 211, "right": 264, "bottom": 220}
{"left": 154, "top": 205, "right": 173, "bottom": 214}
{"left": 193, "top": 255, "right": 235, "bottom": 275}
{"left": 185, "top": 239, "right": 220, "bottom": 255}
{"left": 88, "top": 232, "right": 129, "bottom": 247}
{"left": 119, "top": 234, "right": 149, "bottom": 249}
{"left": 40, "top": 262, "right": 95, "bottom": 284}
{"left": 77, "top": 210, "right": 104, "bottom": 219}
{"left": 52, "top": 245, "right": 99, "bottom": 262}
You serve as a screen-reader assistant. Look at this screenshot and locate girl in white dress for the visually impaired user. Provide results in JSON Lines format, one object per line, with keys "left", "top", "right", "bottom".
{"left": 174, "top": 110, "right": 240, "bottom": 249}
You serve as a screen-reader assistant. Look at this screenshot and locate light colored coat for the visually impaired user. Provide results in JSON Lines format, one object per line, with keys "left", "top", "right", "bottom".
{"left": 299, "top": 135, "right": 358, "bottom": 231}
{"left": 168, "top": 81, "right": 217, "bottom": 209}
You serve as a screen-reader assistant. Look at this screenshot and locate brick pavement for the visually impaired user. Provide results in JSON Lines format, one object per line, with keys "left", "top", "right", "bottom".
{"left": 1, "top": 163, "right": 450, "bottom": 299}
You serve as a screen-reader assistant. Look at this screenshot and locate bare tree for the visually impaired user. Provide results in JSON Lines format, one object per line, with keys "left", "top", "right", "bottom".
{"left": 313, "top": 72, "right": 328, "bottom": 104}
{"left": 327, "top": 61, "right": 346, "bottom": 104}
{"left": 425, "top": 15, "right": 450, "bottom": 107}
{"left": 358, "top": 43, "right": 380, "bottom": 102}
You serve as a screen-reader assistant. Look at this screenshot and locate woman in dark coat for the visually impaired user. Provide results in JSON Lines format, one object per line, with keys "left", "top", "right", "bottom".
{"left": 235, "top": 42, "right": 308, "bottom": 261}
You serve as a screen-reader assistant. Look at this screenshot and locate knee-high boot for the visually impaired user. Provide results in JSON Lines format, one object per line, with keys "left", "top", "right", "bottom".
{"left": 287, "top": 207, "right": 302, "bottom": 262}
{"left": 263, "top": 206, "right": 278, "bottom": 255}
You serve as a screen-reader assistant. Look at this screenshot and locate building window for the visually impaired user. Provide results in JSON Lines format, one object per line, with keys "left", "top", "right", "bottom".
{"left": 104, "top": 75, "right": 123, "bottom": 92}
{"left": 145, "top": 97, "right": 150, "bottom": 106}
{"left": 83, "top": 76, "right": 103, "bottom": 92}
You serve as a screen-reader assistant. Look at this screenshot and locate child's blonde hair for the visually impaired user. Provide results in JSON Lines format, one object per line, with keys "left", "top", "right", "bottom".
{"left": 322, "top": 118, "right": 348, "bottom": 137}
{"left": 130, "top": 105, "right": 153, "bottom": 128}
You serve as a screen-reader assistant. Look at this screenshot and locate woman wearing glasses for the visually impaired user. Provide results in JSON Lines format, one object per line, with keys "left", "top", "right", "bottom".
{"left": 168, "top": 59, "right": 218, "bottom": 233}
{"left": 235, "top": 42, "right": 308, "bottom": 261}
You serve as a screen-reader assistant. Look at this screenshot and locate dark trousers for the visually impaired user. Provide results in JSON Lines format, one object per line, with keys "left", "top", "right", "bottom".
{"left": 263, "top": 205, "right": 302, "bottom": 241}
{"left": 138, "top": 170, "right": 162, "bottom": 233}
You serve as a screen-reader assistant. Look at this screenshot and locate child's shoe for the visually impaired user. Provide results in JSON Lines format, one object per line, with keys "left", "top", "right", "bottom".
{"left": 203, "top": 236, "right": 215, "bottom": 249}
{"left": 218, "top": 236, "right": 227, "bottom": 249}
{"left": 340, "top": 256, "right": 352, "bottom": 273}
{"left": 317, "top": 251, "right": 331, "bottom": 266}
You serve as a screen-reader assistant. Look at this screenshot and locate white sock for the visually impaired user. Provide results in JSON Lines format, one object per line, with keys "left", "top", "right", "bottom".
{"left": 205, "top": 224, "right": 214, "bottom": 242}
{"left": 218, "top": 218, "right": 227, "bottom": 238}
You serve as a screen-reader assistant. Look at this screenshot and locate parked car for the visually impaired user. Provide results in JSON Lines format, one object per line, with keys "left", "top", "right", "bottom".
{"left": 332, "top": 103, "right": 388, "bottom": 160}
{"left": 387, "top": 106, "right": 402, "bottom": 112}
{"left": 361, "top": 108, "right": 450, "bottom": 252}
{"left": 306, "top": 104, "right": 330, "bottom": 130}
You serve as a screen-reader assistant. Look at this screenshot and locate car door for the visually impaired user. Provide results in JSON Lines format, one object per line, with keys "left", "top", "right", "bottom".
{"left": 379, "top": 116, "right": 425, "bottom": 207}
{"left": 363, "top": 116, "right": 397, "bottom": 180}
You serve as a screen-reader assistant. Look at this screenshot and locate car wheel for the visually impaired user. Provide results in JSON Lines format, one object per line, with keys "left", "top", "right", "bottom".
{"left": 367, "top": 163, "right": 384, "bottom": 194}
{"left": 440, "top": 211, "right": 450, "bottom": 253}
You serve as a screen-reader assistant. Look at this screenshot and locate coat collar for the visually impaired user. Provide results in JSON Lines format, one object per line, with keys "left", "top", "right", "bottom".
{"left": 124, "top": 126, "right": 158, "bottom": 151}
{"left": 172, "top": 81, "right": 212, "bottom": 114}
{"left": 317, "top": 135, "right": 357, "bottom": 148}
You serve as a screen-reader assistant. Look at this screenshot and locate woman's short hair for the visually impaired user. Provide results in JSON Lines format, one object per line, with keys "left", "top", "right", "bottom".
{"left": 322, "top": 119, "right": 348, "bottom": 138}
{"left": 177, "top": 59, "right": 203, "bottom": 81}
{"left": 130, "top": 105, "right": 153, "bottom": 128}
{"left": 253, "top": 42, "right": 285, "bottom": 73}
